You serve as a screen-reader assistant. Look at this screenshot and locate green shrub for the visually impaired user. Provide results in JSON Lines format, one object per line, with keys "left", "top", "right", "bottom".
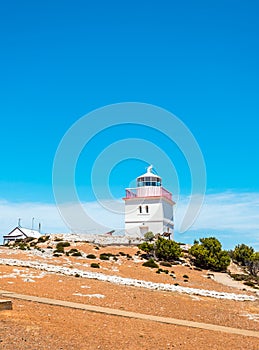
{"left": 119, "top": 252, "right": 126, "bottom": 256}
{"left": 155, "top": 237, "right": 182, "bottom": 261}
{"left": 142, "top": 259, "right": 159, "bottom": 268}
{"left": 68, "top": 248, "right": 78, "bottom": 254}
{"left": 37, "top": 235, "right": 50, "bottom": 243}
{"left": 56, "top": 241, "right": 70, "bottom": 249}
{"left": 183, "top": 274, "right": 189, "bottom": 279}
{"left": 189, "top": 237, "right": 230, "bottom": 271}
{"left": 74, "top": 273, "right": 80, "bottom": 278}
{"left": 144, "top": 231, "right": 155, "bottom": 242}
{"left": 54, "top": 247, "right": 64, "bottom": 254}
{"left": 24, "top": 237, "right": 35, "bottom": 243}
{"left": 100, "top": 254, "right": 110, "bottom": 260}
{"left": 90, "top": 263, "right": 100, "bottom": 268}
{"left": 53, "top": 253, "right": 62, "bottom": 257}
{"left": 138, "top": 242, "right": 154, "bottom": 254}
{"left": 71, "top": 251, "right": 82, "bottom": 257}
{"left": 244, "top": 281, "right": 255, "bottom": 287}
{"left": 87, "top": 254, "right": 96, "bottom": 259}
{"left": 230, "top": 273, "right": 248, "bottom": 281}
{"left": 194, "top": 267, "right": 202, "bottom": 271}
{"left": 160, "top": 261, "right": 172, "bottom": 267}
{"left": 232, "top": 244, "right": 254, "bottom": 265}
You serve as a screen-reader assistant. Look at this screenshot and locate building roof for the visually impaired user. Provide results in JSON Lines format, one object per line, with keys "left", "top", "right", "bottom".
{"left": 3, "top": 226, "right": 41, "bottom": 239}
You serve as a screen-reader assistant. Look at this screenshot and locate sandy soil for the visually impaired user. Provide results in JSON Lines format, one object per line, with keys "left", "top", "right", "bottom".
{"left": 0, "top": 244, "right": 259, "bottom": 349}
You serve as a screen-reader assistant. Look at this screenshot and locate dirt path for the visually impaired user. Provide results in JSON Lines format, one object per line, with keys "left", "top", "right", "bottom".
{"left": 213, "top": 272, "right": 259, "bottom": 296}
{"left": 1, "top": 289, "right": 259, "bottom": 339}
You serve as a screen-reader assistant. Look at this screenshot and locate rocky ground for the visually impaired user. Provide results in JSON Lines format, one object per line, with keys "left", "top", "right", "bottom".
{"left": 0, "top": 237, "right": 259, "bottom": 349}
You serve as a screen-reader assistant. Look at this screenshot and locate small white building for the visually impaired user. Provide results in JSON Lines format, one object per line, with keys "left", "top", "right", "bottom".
{"left": 123, "top": 166, "right": 175, "bottom": 239}
{"left": 3, "top": 226, "right": 41, "bottom": 244}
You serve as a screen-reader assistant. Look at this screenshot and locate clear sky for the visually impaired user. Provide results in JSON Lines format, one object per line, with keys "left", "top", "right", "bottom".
{"left": 0, "top": 1, "right": 259, "bottom": 249}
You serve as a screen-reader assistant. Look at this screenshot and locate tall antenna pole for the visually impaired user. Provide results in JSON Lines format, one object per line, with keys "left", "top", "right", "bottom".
{"left": 31, "top": 217, "right": 34, "bottom": 231}
{"left": 18, "top": 218, "right": 21, "bottom": 227}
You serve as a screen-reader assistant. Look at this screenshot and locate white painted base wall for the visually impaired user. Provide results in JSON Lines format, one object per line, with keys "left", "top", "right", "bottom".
{"left": 124, "top": 197, "right": 174, "bottom": 238}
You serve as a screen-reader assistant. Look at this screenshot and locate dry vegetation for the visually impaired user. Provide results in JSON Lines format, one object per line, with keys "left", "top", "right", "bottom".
{"left": 0, "top": 237, "right": 259, "bottom": 349}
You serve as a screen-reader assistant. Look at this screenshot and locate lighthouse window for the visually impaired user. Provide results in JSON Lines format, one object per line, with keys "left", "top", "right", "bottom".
{"left": 145, "top": 205, "right": 149, "bottom": 213}
{"left": 139, "top": 206, "right": 142, "bottom": 213}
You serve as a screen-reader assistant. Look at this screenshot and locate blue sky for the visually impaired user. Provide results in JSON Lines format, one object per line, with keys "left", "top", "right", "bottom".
{"left": 0, "top": 1, "right": 259, "bottom": 249}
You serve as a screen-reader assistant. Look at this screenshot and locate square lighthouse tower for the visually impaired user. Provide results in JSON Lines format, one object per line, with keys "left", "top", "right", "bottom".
{"left": 123, "top": 166, "right": 175, "bottom": 239}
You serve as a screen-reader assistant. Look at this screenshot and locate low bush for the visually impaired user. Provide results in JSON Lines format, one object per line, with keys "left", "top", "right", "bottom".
{"left": 87, "top": 254, "right": 96, "bottom": 259}
{"left": 244, "top": 281, "right": 256, "bottom": 287}
{"left": 56, "top": 241, "right": 70, "bottom": 249}
{"left": 71, "top": 251, "right": 82, "bottom": 257}
{"left": 138, "top": 242, "right": 154, "bottom": 254}
{"left": 90, "top": 263, "right": 100, "bottom": 268}
{"left": 24, "top": 237, "right": 35, "bottom": 243}
{"left": 183, "top": 274, "right": 189, "bottom": 279}
{"left": 53, "top": 253, "right": 62, "bottom": 257}
{"left": 68, "top": 248, "right": 78, "bottom": 254}
{"left": 54, "top": 247, "right": 64, "bottom": 254}
{"left": 160, "top": 261, "right": 172, "bottom": 267}
{"left": 230, "top": 273, "right": 249, "bottom": 281}
{"left": 142, "top": 259, "right": 159, "bottom": 268}
{"left": 100, "top": 254, "right": 110, "bottom": 260}
{"left": 189, "top": 237, "right": 230, "bottom": 271}
{"left": 37, "top": 235, "right": 50, "bottom": 243}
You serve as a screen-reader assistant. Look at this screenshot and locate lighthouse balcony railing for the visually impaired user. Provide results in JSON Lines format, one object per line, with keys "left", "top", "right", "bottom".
{"left": 125, "top": 187, "right": 172, "bottom": 201}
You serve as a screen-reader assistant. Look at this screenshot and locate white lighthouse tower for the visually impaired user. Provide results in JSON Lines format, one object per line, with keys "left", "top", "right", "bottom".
{"left": 123, "top": 165, "right": 175, "bottom": 239}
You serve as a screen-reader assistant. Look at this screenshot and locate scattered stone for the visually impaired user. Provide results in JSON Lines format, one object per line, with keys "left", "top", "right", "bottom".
{"left": 0, "top": 258, "right": 256, "bottom": 302}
